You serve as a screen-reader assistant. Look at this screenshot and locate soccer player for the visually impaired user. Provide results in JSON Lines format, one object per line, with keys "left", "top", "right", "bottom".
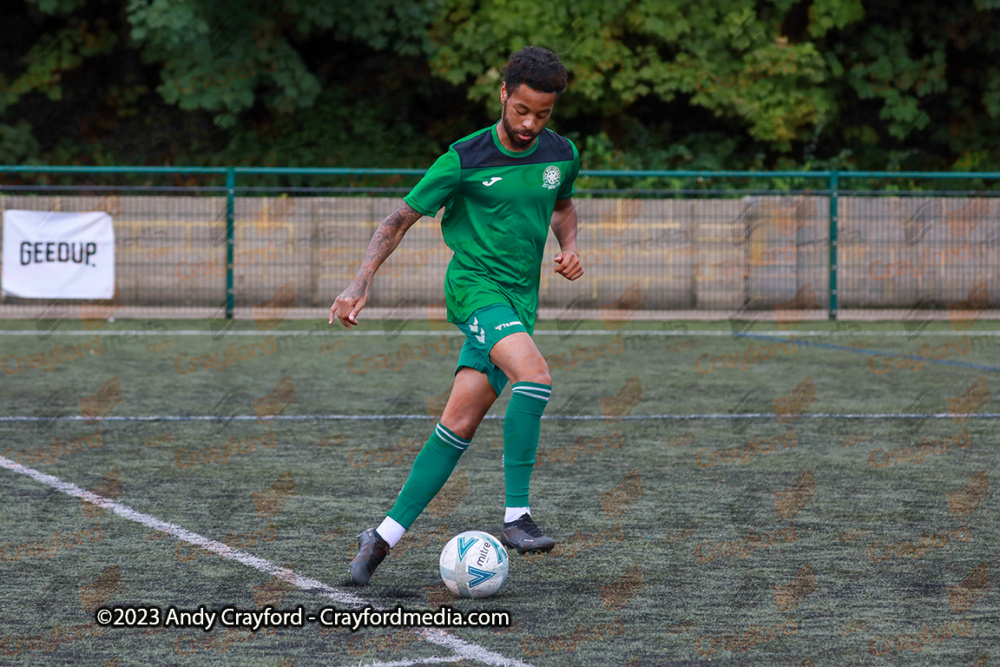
{"left": 330, "top": 46, "right": 583, "bottom": 585}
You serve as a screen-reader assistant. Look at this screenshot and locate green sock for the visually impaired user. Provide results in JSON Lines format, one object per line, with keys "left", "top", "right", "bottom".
{"left": 387, "top": 423, "right": 471, "bottom": 529}
{"left": 503, "top": 381, "right": 552, "bottom": 507}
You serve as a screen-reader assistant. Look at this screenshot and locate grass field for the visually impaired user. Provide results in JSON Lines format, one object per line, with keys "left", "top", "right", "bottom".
{"left": 0, "top": 316, "right": 997, "bottom": 666}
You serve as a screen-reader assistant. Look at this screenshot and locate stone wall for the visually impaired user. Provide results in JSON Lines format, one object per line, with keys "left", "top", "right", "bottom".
{"left": 1, "top": 193, "right": 995, "bottom": 311}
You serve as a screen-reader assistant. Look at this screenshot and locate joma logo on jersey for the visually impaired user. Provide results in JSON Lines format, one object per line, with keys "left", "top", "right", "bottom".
{"left": 542, "top": 165, "right": 562, "bottom": 190}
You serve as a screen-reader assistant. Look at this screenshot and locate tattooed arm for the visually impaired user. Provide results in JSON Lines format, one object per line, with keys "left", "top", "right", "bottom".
{"left": 330, "top": 202, "right": 423, "bottom": 328}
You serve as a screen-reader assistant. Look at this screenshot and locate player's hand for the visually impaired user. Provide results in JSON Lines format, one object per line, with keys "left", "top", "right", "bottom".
{"left": 554, "top": 251, "right": 584, "bottom": 281}
{"left": 330, "top": 282, "right": 368, "bottom": 328}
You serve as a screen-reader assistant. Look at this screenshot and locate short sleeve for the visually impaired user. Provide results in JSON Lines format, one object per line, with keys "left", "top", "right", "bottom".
{"left": 556, "top": 141, "right": 580, "bottom": 200}
{"left": 404, "top": 148, "right": 461, "bottom": 217}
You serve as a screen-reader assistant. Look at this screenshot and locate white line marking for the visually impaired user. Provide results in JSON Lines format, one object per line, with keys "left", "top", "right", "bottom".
{"left": 0, "top": 413, "right": 997, "bottom": 423}
{"left": 0, "top": 455, "right": 533, "bottom": 667}
{"left": 331, "top": 656, "right": 466, "bottom": 667}
{"left": 4, "top": 329, "right": 1000, "bottom": 337}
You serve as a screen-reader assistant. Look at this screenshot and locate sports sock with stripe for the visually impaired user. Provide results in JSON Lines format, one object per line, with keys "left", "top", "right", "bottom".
{"left": 503, "top": 381, "right": 551, "bottom": 508}
{"left": 386, "top": 423, "right": 471, "bottom": 530}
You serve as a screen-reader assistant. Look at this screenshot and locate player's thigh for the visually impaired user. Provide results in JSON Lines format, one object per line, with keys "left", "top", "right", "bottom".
{"left": 439, "top": 367, "right": 498, "bottom": 440}
{"left": 488, "top": 332, "right": 551, "bottom": 385}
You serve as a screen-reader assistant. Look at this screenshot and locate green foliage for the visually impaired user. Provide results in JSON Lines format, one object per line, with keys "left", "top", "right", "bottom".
{"left": 0, "top": 122, "right": 41, "bottom": 165}
{"left": 1, "top": 18, "right": 117, "bottom": 109}
{"left": 2, "top": 0, "right": 1000, "bottom": 178}
{"left": 25, "top": 0, "right": 88, "bottom": 14}
{"left": 807, "top": 0, "right": 865, "bottom": 38}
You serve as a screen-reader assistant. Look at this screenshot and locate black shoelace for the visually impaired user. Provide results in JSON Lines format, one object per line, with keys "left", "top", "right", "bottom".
{"left": 515, "top": 515, "right": 543, "bottom": 537}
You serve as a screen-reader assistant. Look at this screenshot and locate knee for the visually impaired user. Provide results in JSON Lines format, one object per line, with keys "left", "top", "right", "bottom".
{"left": 440, "top": 401, "right": 491, "bottom": 441}
{"left": 523, "top": 355, "right": 552, "bottom": 386}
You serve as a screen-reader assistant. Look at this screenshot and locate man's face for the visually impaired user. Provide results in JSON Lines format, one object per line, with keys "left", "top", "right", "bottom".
{"left": 500, "top": 81, "right": 558, "bottom": 150}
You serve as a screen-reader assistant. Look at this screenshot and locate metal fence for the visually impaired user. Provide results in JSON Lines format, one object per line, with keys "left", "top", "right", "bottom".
{"left": 0, "top": 166, "right": 998, "bottom": 321}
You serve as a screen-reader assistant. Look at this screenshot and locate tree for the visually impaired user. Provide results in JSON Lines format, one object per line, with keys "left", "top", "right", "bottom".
{"left": 1, "top": 0, "right": 999, "bottom": 182}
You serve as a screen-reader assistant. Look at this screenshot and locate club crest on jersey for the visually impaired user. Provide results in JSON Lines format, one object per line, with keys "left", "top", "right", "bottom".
{"left": 542, "top": 165, "right": 562, "bottom": 190}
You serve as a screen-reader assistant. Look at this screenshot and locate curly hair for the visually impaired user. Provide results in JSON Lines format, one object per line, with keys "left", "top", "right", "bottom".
{"left": 503, "top": 46, "right": 568, "bottom": 96}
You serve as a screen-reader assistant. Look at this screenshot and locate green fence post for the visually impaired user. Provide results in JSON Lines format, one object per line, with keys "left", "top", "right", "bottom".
{"left": 226, "top": 167, "right": 235, "bottom": 319}
{"left": 828, "top": 170, "right": 839, "bottom": 320}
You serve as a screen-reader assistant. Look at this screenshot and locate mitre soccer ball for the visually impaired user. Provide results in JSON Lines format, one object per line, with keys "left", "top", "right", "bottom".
{"left": 439, "top": 530, "right": 509, "bottom": 598}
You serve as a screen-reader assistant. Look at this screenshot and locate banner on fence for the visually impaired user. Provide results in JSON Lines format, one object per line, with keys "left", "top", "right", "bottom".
{"left": 2, "top": 210, "right": 115, "bottom": 299}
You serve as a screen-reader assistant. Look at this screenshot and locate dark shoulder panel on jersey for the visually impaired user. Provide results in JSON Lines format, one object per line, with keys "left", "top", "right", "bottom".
{"left": 453, "top": 128, "right": 575, "bottom": 170}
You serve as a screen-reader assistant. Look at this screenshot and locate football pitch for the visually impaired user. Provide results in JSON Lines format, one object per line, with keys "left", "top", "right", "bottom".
{"left": 0, "top": 317, "right": 997, "bottom": 666}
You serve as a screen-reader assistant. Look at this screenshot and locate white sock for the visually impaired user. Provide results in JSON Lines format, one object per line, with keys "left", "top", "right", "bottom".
{"left": 376, "top": 516, "right": 406, "bottom": 548}
{"left": 505, "top": 507, "right": 530, "bottom": 523}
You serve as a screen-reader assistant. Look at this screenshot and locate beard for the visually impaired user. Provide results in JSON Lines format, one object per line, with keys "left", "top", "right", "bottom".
{"left": 501, "top": 101, "right": 536, "bottom": 149}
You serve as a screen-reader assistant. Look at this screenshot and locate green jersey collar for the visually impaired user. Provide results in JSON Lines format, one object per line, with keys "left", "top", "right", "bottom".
{"left": 491, "top": 122, "right": 540, "bottom": 158}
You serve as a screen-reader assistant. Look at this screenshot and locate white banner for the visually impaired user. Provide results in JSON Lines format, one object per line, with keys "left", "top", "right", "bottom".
{"left": 2, "top": 210, "right": 116, "bottom": 299}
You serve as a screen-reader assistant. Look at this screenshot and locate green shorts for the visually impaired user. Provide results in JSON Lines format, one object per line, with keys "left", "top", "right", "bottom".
{"left": 453, "top": 304, "right": 529, "bottom": 398}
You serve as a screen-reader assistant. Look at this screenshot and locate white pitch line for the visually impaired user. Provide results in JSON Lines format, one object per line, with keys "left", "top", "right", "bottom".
{"left": 332, "top": 656, "right": 466, "bottom": 667}
{"left": 4, "top": 329, "right": 1000, "bottom": 337}
{"left": 0, "top": 455, "right": 534, "bottom": 667}
{"left": 0, "top": 413, "right": 998, "bottom": 423}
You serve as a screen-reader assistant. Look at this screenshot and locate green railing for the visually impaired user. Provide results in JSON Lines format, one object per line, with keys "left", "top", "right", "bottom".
{"left": 1, "top": 166, "right": 998, "bottom": 320}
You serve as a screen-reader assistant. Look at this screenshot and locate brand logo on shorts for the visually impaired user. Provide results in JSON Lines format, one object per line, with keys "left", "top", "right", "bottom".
{"left": 542, "top": 166, "right": 562, "bottom": 190}
{"left": 468, "top": 317, "right": 486, "bottom": 344}
{"left": 495, "top": 321, "right": 522, "bottom": 331}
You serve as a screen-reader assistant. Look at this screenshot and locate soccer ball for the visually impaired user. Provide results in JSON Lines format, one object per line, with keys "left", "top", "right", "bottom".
{"left": 439, "top": 530, "right": 509, "bottom": 598}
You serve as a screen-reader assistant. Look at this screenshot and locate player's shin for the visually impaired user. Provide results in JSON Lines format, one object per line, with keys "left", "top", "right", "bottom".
{"left": 385, "top": 423, "right": 471, "bottom": 533}
{"left": 502, "top": 382, "right": 551, "bottom": 509}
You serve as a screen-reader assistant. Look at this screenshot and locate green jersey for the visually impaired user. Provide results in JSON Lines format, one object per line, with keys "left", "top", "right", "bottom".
{"left": 403, "top": 124, "right": 580, "bottom": 334}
